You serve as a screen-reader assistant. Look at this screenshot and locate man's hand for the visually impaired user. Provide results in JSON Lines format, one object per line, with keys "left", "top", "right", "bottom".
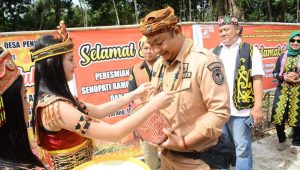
{"left": 159, "top": 128, "right": 185, "bottom": 151}
{"left": 251, "top": 105, "right": 263, "bottom": 125}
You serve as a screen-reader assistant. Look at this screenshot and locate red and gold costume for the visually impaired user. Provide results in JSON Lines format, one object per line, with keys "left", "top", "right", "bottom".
{"left": 31, "top": 21, "right": 94, "bottom": 169}
{"left": 0, "top": 46, "right": 20, "bottom": 127}
{"left": 35, "top": 94, "right": 93, "bottom": 170}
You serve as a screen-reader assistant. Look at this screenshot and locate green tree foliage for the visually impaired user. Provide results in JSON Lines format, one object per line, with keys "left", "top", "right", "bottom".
{"left": 213, "top": 0, "right": 299, "bottom": 23}
{"left": 0, "top": 0, "right": 32, "bottom": 32}
{"left": 0, "top": 0, "right": 299, "bottom": 32}
{"left": 85, "top": 0, "right": 136, "bottom": 26}
{"left": 29, "top": 0, "right": 74, "bottom": 30}
{"left": 1, "top": 0, "right": 79, "bottom": 32}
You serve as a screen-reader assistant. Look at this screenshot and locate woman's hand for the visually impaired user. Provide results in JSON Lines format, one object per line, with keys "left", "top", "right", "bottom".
{"left": 131, "top": 82, "right": 153, "bottom": 99}
{"left": 284, "top": 72, "right": 300, "bottom": 83}
{"left": 148, "top": 91, "right": 175, "bottom": 110}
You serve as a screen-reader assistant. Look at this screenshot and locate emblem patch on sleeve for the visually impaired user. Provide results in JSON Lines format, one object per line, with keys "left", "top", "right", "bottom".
{"left": 207, "top": 62, "right": 224, "bottom": 85}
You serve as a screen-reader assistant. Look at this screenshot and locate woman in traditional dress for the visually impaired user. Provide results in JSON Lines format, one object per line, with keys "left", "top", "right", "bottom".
{"left": 272, "top": 31, "right": 300, "bottom": 153}
{"left": 31, "top": 21, "right": 174, "bottom": 169}
{"left": 0, "top": 46, "right": 45, "bottom": 169}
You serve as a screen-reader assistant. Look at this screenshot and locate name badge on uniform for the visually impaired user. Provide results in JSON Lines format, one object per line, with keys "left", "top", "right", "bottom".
{"left": 183, "top": 63, "right": 189, "bottom": 72}
{"left": 207, "top": 62, "right": 224, "bottom": 85}
{"left": 176, "top": 63, "right": 192, "bottom": 79}
{"left": 152, "top": 71, "right": 157, "bottom": 77}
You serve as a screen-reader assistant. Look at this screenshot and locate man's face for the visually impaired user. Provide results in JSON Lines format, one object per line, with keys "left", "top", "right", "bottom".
{"left": 146, "top": 31, "right": 180, "bottom": 62}
{"left": 218, "top": 25, "right": 240, "bottom": 46}
{"left": 141, "top": 42, "right": 158, "bottom": 63}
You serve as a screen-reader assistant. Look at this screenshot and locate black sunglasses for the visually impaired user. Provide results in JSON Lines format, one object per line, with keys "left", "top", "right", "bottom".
{"left": 290, "top": 39, "right": 300, "bottom": 43}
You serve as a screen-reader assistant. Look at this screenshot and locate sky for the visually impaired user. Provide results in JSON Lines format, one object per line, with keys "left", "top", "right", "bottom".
{"left": 72, "top": 0, "right": 79, "bottom": 5}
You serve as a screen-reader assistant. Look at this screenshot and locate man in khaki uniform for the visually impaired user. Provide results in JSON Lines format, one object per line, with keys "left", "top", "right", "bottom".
{"left": 140, "top": 6, "right": 231, "bottom": 170}
{"left": 128, "top": 36, "right": 160, "bottom": 170}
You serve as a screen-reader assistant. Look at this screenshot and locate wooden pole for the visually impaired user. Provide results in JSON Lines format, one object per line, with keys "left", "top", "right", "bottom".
{"left": 188, "top": 0, "right": 192, "bottom": 21}
{"left": 134, "top": 0, "right": 138, "bottom": 24}
{"left": 112, "top": 0, "right": 120, "bottom": 25}
{"left": 297, "top": 0, "right": 299, "bottom": 22}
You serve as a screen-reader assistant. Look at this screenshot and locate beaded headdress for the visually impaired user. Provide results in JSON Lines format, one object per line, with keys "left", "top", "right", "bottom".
{"left": 218, "top": 15, "right": 239, "bottom": 26}
{"left": 31, "top": 20, "right": 73, "bottom": 62}
{"left": 0, "top": 46, "right": 20, "bottom": 127}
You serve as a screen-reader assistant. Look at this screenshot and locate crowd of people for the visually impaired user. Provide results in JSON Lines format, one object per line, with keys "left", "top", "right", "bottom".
{"left": 0, "top": 5, "right": 299, "bottom": 170}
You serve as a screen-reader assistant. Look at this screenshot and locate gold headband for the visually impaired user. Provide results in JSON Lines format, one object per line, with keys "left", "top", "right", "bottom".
{"left": 0, "top": 46, "right": 20, "bottom": 128}
{"left": 31, "top": 20, "right": 74, "bottom": 62}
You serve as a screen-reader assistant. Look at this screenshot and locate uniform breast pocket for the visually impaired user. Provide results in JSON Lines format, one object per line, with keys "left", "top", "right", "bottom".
{"left": 176, "top": 79, "right": 191, "bottom": 94}
{"left": 176, "top": 79, "right": 193, "bottom": 111}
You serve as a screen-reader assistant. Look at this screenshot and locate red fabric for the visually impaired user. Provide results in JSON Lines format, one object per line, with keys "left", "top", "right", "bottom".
{"left": 41, "top": 129, "right": 86, "bottom": 151}
{"left": 137, "top": 111, "right": 171, "bottom": 145}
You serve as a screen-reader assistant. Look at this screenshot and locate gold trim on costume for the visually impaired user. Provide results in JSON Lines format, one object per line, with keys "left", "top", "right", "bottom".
{"left": 41, "top": 139, "right": 94, "bottom": 170}
{"left": 0, "top": 96, "right": 6, "bottom": 127}
{"left": 73, "top": 156, "right": 151, "bottom": 170}
{"left": 47, "top": 139, "right": 90, "bottom": 155}
{"left": 0, "top": 46, "right": 20, "bottom": 128}
{"left": 30, "top": 20, "right": 74, "bottom": 62}
{"left": 0, "top": 46, "right": 20, "bottom": 95}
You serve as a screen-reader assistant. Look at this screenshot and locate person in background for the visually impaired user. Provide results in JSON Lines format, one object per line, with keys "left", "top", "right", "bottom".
{"left": 213, "top": 15, "right": 264, "bottom": 170}
{"left": 31, "top": 21, "right": 175, "bottom": 169}
{"left": 128, "top": 36, "right": 160, "bottom": 170}
{"left": 140, "top": 6, "right": 231, "bottom": 170}
{"left": 272, "top": 31, "right": 300, "bottom": 154}
{"left": 0, "top": 46, "right": 45, "bottom": 169}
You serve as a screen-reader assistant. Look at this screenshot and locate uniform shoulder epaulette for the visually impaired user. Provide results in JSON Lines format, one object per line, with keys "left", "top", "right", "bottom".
{"left": 37, "top": 94, "right": 69, "bottom": 108}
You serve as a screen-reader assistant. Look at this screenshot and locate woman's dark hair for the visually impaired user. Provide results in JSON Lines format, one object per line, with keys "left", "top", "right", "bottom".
{"left": 0, "top": 75, "right": 44, "bottom": 167}
{"left": 32, "top": 35, "right": 85, "bottom": 134}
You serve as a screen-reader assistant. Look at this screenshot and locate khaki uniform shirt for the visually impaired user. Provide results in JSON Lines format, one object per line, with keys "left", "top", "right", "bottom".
{"left": 151, "top": 38, "right": 230, "bottom": 152}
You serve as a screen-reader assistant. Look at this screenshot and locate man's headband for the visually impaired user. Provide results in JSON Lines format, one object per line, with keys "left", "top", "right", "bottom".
{"left": 140, "top": 6, "right": 179, "bottom": 36}
{"left": 30, "top": 20, "right": 73, "bottom": 62}
{"left": 218, "top": 15, "right": 239, "bottom": 26}
{"left": 0, "top": 46, "right": 20, "bottom": 128}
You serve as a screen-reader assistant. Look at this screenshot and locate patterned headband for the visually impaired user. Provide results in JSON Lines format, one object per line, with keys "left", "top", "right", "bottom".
{"left": 218, "top": 15, "right": 239, "bottom": 26}
{"left": 31, "top": 20, "right": 73, "bottom": 62}
{"left": 140, "top": 6, "right": 179, "bottom": 36}
{"left": 0, "top": 46, "right": 20, "bottom": 127}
